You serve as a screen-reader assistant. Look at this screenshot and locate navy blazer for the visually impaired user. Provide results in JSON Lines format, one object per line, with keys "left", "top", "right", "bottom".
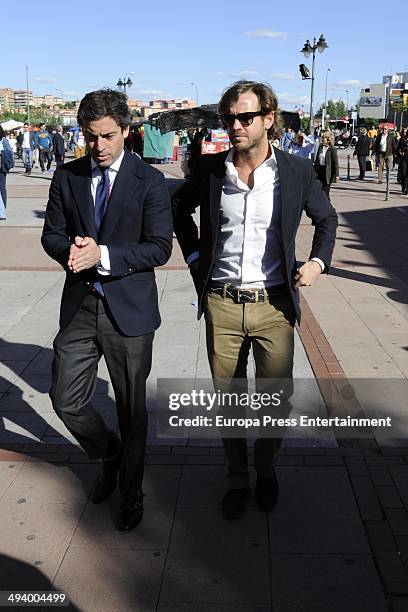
{"left": 172, "top": 147, "right": 337, "bottom": 323}
{"left": 42, "top": 149, "right": 173, "bottom": 336}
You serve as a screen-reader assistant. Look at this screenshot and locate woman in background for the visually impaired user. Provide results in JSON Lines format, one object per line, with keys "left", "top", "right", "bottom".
{"left": 314, "top": 131, "right": 339, "bottom": 198}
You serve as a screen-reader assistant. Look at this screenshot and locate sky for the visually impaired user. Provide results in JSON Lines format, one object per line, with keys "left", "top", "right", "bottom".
{"left": 3, "top": 0, "right": 408, "bottom": 112}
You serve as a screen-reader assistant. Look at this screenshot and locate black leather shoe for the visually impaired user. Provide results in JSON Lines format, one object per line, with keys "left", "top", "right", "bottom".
{"left": 89, "top": 440, "right": 121, "bottom": 504}
{"left": 221, "top": 488, "right": 249, "bottom": 519}
{"left": 116, "top": 493, "right": 144, "bottom": 531}
{"left": 255, "top": 472, "right": 279, "bottom": 512}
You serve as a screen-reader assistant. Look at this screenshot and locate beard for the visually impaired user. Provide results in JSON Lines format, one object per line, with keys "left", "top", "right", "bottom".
{"left": 230, "top": 129, "right": 266, "bottom": 153}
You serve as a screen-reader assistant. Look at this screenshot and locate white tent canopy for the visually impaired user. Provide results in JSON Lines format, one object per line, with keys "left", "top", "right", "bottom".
{"left": 1, "top": 119, "right": 24, "bottom": 131}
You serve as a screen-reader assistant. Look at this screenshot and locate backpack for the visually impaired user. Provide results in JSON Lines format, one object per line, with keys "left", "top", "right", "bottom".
{"left": 0, "top": 138, "right": 14, "bottom": 172}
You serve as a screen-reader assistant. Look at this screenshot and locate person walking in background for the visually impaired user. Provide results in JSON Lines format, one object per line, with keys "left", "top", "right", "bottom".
{"left": 353, "top": 127, "right": 371, "bottom": 180}
{"left": 52, "top": 126, "right": 66, "bottom": 167}
{"left": 373, "top": 126, "right": 396, "bottom": 184}
{"left": 31, "top": 128, "right": 39, "bottom": 169}
{"left": 291, "top": 132, "right": 315, "bottom": 159}
{"left": 0, "top": 127, "right": 14, "bottom": 219}
{"left": 21, "top": 123, "right": 37, "bottom": 175}
{"left": 314, "top": 131, "right": 339, "bottom": 198}
{"left": 280, "top": 127, "right": 295, "bottom": 152}
{"left": 37, "top": 123, "right": 53, "bottom": 173}
{"left": 397, "top": 129, "right": 408, "bottom": 195}
{"left": 368, "top": 125, "right": 378, "bottom": 141}
{"left": 73, "top": 129, "right": 86, "bottom": 158}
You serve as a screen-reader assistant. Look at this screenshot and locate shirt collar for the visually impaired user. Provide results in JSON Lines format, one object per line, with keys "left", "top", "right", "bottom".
{"left": 224, "top": 143, "right": 277, "bottom": 179}
{"left": 91, "top": 149, "right": 125, "bottom": 174}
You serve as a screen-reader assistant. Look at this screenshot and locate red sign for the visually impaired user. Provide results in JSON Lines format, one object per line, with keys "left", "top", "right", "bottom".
{"left": 201, "top": 142, "right": 231, "bottom": 155}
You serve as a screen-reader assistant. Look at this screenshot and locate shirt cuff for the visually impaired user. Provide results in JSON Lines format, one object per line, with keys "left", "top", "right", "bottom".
{"left": 310, "top": 257, "right": 325, "bottom": 272}
{"left": 186, "top": 251, "right": 199, "bottom": 265}
{"left": 97, "top": 245, "right": 111, "bottom": 275}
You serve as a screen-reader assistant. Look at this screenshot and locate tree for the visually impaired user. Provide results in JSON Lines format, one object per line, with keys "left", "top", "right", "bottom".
{"left": 316, "top": 99, "right": 347, "bottom": 119}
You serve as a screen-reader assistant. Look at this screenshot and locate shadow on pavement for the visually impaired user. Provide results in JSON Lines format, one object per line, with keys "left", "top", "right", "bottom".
{"left": 0, "top": 338, "right": 118, "bottom": 493}
{"left": 331, "top": 204, "right": 408, "bottom": 304}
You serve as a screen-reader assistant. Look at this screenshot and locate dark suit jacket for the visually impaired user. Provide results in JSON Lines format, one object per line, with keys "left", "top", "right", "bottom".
{"left": 314, "top": 144, "right": 339, "bottom": 185}
{"left": 354, "top": 135, "right": 370, "bottom": 157}
{"left": 42, "top": 149, "right": 173, "bottom": 336}
{"left": 373, "top": 134, "right": 396, "bottom": 157}
{"left": 172, "top": 148, "right": 337, "bottom": 323}
{"left": 52, "top": 133, "right": 65, "bottom": 157}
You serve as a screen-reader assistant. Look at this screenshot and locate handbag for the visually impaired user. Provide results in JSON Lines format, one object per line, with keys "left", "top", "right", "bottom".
{"left": 366, "top": 159, "right": 373, "bottom": 172}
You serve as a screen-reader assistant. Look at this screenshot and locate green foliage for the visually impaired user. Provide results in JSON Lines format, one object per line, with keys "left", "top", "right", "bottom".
{"left": 300, "top": 117, "right": 309, "bottom": 131}
{"left": 317, "top": 99, "right": 347, "bottom": 119}
{"left": 0, "top": 110, "right": 25, "bottom": 121}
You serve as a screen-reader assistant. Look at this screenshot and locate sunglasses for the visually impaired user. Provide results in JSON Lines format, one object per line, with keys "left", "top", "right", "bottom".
{"left": 221, "top": 111, "right": 266, "bottom": 128}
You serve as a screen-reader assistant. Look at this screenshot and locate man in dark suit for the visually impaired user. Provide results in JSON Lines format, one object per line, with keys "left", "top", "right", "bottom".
{"left": 42, "top": 89, "right": 172, "bottom": 531}
{"left": 52, "top": 126, "right": 66, "bottom": 167}
{"left": 172, "top": 81, "right": 337, "bottom": 519}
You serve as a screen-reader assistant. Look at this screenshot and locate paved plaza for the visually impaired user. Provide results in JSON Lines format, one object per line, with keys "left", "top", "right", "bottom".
{"left": 0, "top": 152, "right": 408, "bottom": 610}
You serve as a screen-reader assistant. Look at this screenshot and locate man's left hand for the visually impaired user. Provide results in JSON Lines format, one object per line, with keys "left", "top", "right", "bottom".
{"left": 68, "top": 236, "right": 101, "bottom": 273}
{"left": 293, "top": 260, "right": 322, "bottom": 289}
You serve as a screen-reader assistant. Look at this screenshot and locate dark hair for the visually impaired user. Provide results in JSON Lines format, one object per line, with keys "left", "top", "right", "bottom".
{"left": 77, "top": 88, "right": 131, "bottom": 129}
{"left": 218, "top": 80, "right": 282, "bottom": 139}
{"left": 0, "top": 126, "right": 5, "bottom": 139}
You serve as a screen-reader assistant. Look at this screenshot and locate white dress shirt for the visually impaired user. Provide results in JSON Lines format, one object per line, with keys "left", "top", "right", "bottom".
{"left": 188, "top": 145, "right": 324, "bottom": 284}
{"left": 211, "top": 147, "right": 285, "bottom": 288}
{"left": 318, "top": 146, "right": 328, "bottom": 166}
{"left": 90, "top": 149, "right": 124, "bottom": 274}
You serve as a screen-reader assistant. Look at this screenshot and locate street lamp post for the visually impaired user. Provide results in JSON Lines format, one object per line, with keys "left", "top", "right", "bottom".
{"left": 26, "top": 65, "right": 30, "bottom": 124}
{"left": 322, "top": 67, "right": 331, "bottom": 130}
{"left": 190, "top": 82, "right": 199, "bottom": 107}
{"left": 55, "top": 88, "right": 64, "bottom": 105}
{"left": 117, "top": 72, "right": 134, "bottom": 95}
{"left": 300, "top": 34, "right": 328, "bottom": 131}
{"left": 345, "top": 90, "right": 349, "bottom": 117}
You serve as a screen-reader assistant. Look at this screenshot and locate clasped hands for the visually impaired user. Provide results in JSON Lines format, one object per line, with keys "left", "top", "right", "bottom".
{"left": 68, "top": 236, "right": 101, "bottom": 273}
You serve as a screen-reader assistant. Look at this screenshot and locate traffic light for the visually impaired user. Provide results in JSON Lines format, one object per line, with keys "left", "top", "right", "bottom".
{"left": 299, "top": 64, "right": 310, "bottom": 79}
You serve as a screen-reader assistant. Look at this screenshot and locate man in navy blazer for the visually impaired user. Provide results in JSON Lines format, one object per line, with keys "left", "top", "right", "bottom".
{"left": 172, "top": 81, "right": 337, "bottom": 519}
{"left": 42, "top": 89, "right": 172, "bottom": 531}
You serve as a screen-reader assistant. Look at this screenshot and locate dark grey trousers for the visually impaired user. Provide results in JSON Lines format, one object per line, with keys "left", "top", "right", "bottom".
{"left": 50, "top": 293, "right": 153, "bottom": 501}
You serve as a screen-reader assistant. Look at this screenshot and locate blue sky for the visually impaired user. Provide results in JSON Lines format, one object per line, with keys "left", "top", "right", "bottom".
{"left": 3, "top": 0, "right": 408, "bottom": 111}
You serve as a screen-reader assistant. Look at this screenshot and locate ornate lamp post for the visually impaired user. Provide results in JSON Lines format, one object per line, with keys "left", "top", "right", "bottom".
{"left": 300, "top": 34, "right": 328, "bottom": 130}
{"left": 322, "top": 67, "right": 331, "bottom": 130}
{"left": 117, "top": 72, "right": 133, "bottom": 95}
{"left": 190, "top": 82, "right": 199, "bottom": 106}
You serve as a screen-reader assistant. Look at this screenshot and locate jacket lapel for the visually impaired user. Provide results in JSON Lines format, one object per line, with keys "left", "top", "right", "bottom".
{"left": 69, "top": 156, "right": 96, "bottom": 238}
{"left": 98, "top": 150, "right": 143, "bottom": 243}
{"left": 274, "top": 147, "right": 294, "bottom": 244}
{"left": 208, "top": 151, "right": 228, "bottom": 248}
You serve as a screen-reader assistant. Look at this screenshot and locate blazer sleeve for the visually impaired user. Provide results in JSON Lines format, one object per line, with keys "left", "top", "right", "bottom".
{"left": 171, "top": 163, "right": 202, "bottom": 261}
{"left": 41, "top": 170, "right": 71, "bottom": 269}
{"left": 331, "top": 147, "right": 339, "bottom": 177}
{"left": 303, "top": 163, "right": 338, "bottom": 271}
{"left": 107, "top": 171, "right": 173, "bottom": 276}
